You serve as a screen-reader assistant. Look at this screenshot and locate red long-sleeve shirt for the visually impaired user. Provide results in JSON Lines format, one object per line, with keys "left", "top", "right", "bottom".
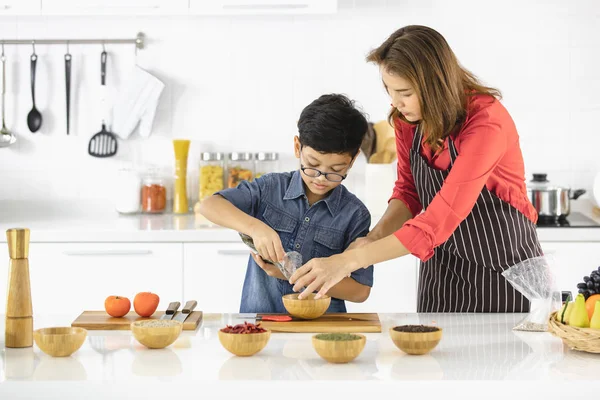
{"left": 392, "top": 94, "right": 537, "bottom": 262}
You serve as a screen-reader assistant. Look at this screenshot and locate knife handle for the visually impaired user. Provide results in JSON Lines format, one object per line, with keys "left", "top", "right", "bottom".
{"left": 181, "top": 300, "right": 197, "bottom": 314}
{"left": 165, "top": 301, "right": 181, "bottom": 316}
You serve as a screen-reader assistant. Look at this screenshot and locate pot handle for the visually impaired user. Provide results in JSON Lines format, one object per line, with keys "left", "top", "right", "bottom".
{"left": 571, "top": 189, "right": 586, "bottom": 200}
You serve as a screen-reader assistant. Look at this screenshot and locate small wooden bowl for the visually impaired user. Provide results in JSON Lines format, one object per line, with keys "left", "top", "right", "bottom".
{"left": 282, "top": 293, "right": 331, "bottom": 319}
{"left": 34, "top": 327, "right": 87, "bottom": 357}
{"left": 131, "top": 320, "right": 183, "bottom": 349}
{"left": 312, "top": 333, "right": 366, "bottom": 363}
{"left": 218, "top": 330, "right": 271, "bottom": 357}
{"left": 389, "top": 325, "right": 443, "bottom": 355}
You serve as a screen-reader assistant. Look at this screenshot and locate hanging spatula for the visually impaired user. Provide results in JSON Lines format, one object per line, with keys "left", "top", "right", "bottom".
{"left": 88, "top": 50, "right": 117, "bottom": 157}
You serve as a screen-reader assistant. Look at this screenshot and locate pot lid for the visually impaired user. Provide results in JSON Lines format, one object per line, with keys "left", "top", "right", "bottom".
{"left": 527, "top": 173, "right": 569, "bottom": 191}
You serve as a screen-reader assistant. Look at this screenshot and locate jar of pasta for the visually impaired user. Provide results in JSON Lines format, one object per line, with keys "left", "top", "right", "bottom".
{"left": 227, "top": 152, "right": 254, "bottom": 188}
{"left": 199, "top": 152, "right": 225, "bottom": 201}
{"left": 141, "top": 167, "right": 167, "bottom": 214}
{"left": 254, "top": 152, "right": 279, "bottom": 179}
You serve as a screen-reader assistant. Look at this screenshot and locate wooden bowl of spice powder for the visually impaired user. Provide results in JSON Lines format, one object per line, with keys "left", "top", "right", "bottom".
{"left": 312, "top": 333, "right": 366, "bottom": 364}
{"left": 389, "top": 325, "right": 442, "bottom": 355}
{"left": 218, "top": 322, "right": 271, "bottom": 357}
{"left": 131, "top": 319, "right": 183, "bottom": 349}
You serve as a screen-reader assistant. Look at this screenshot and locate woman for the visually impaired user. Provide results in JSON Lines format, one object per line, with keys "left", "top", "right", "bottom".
{"left": 289, "top": 25, "right": 542, "bottom": 312}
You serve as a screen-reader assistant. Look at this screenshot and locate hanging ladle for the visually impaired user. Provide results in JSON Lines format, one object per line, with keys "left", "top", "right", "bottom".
{"left": 0, "top": 43, "right": 16, "bottom": 148}
{"left": 26, "top": 41, "right": 42, "bottom": 133}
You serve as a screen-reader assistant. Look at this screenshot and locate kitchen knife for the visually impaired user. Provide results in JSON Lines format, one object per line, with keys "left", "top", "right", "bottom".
{"left": 160, "top": 301, "right": 180, "bottom": 320}
{"left": 234, "top": 313, "right": 292, "bottom": 322}
{"left": 173, "top": 300, "right": 197, "bottom": 323}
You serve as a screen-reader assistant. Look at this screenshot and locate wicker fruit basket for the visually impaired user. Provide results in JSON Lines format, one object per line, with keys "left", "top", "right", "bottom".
{"left": 547, "top": 311, "right": 600, "bottom": 353}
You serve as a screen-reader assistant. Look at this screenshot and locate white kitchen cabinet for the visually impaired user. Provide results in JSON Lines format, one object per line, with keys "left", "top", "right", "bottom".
{"left": 41, "top": 0, "right": 188, "bottom": 16}
{"left": 0, "top": 0, "right": 41, "bottom": 15}
{"left": 539, "top": 242, "right": 600, "bottom": 295}
{"left": 189, "top": 0, "right": 337, "bottom": 15}
{"left": 346, "top": 256, "right": 418, "bottom": 313}
{"left": 22, "top": 243, "right": 183, "bottom": 318}
{"left": 183, "top": 243, "right": 249, "bottom": 313}
{"left": 0, "top": 246, "right": 8, "bottom": 314}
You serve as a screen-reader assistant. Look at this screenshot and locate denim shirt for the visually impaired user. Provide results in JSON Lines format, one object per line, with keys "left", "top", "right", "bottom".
{"left": 216, "top": 170, "right": 374, "bottom": 314}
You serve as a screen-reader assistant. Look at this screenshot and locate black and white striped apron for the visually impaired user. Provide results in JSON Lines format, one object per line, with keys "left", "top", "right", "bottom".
{"left": 411, "top": 126, "right": 542, "bottom": 312}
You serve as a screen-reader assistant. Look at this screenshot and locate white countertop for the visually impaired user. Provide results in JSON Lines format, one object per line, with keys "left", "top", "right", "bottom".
{"left": 0, "top": 313, "right": 595, "bottom": 399}
{"left": 0, "top": 200, "right": 599, "bottom": 243}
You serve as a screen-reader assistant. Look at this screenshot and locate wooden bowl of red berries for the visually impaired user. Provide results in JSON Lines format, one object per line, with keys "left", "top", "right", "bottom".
{"left": 218, "top": 322, "right": 271, "bottom": 357}
{"left": 389, "top": 325, "right": 442, "bottom": 355}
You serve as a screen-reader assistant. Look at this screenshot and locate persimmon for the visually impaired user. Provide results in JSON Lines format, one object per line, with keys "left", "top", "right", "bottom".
{"left": 105, "top": 296, "right": 131, "bottom": 318}
{"left": 586, "top": 294, "right": 600, "bottom": 319}
{"left": 134, "top": 292, "right": 160, "bottom": 317}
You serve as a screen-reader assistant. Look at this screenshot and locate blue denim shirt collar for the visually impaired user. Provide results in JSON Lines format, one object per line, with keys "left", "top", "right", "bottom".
{"left": 283, "top": 170, "right": 342, "bottom": 216}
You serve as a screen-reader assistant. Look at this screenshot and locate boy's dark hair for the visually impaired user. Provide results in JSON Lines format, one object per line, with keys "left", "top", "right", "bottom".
{"left": 297, "top": 94, "right": 368, "bottom": 156}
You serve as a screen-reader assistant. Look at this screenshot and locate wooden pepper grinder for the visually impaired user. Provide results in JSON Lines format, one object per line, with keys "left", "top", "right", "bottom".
{"left": 5, "top": 228, "right": 33, "bottom": 348}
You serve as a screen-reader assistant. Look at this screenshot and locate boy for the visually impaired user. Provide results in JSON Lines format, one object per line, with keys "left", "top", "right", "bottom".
{"left": 199, "top": 94, "right": 373, "bottom": 313}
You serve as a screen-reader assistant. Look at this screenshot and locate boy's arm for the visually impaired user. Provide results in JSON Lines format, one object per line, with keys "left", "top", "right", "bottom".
{"left": 198, "top": 178, "right": 286, "bottom": 263}
{"left": 320, "top": 208, "right": 373, "bottom": 303}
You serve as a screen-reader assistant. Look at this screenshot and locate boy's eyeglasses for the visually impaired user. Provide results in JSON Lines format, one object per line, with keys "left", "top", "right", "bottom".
{"left": 300, "top": 165, "right": 347, "bottom": 182}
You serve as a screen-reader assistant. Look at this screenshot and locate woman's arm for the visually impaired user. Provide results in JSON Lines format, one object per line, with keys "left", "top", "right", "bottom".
{"left": 368, "top": 199, "right": 414, "bottom": 240}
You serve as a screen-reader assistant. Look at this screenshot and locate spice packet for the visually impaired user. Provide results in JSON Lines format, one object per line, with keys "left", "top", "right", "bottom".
{"left": 239, "top": 233, "right": 303, "bottom": 280}
{"left": 502, "top": 255, "right": 562, "bottom": 332}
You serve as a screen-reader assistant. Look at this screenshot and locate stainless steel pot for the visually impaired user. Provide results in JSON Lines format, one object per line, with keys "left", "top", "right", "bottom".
{"left": 527, "top": 173, "right": 586, "bottom": 220}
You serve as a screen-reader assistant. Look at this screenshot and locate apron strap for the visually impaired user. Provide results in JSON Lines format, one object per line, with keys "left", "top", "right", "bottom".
{"left": 411, "top": 124, "right": 422, "bottom": 152}
{"left": 448, "top": 136, "right": 459, "bottom": 166}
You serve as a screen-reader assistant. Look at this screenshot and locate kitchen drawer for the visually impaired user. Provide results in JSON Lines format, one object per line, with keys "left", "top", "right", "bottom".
{"left": 184, "top": 243, "right": 249, "bottom": 313}
{"left": 540, "top": 242, "right": 600, "bottom": 294}
{"left": 0, "top": 0, "right": 41, "bottom": 15}
{"left": 0, "top": 243, "right": 183, "bottom": 318}
{"left": 41, "top": 0, "right": 188, "bottom": 15}
{"left": 189, "top": 0, "right": 337, "bottom": 15}
{"left": 346, "top": 256, "right": 419, "bottom": 313}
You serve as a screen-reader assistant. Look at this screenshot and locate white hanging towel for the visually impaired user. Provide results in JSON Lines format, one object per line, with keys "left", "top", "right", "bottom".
{"left": 112, "top": 66, "right": 165, "bottom": 139}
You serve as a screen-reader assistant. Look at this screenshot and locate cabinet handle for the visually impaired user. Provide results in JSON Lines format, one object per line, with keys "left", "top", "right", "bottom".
{"left": 223, "top": 4, "right": 309, "bottom": 11}
{"left": 63, "top": 250, "right": 153, "bottom": 256}
{"left": 217, "top": 250, "right": 251, "bottom": 256}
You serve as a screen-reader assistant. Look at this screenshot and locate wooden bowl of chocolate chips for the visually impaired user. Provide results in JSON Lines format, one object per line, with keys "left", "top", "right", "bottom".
{"left": 389, "top": 325, "right": 442, "bottom": 355}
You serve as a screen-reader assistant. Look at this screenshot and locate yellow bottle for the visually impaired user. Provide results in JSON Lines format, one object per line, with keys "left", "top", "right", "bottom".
{"left": 569, "top": 293, "right": 590, "bottom": 328}
{"left": 590, "top": 301, "right": 600, "bottom": 330}
{"left": 173, "top": 139, "right": 190, "bottom": 214}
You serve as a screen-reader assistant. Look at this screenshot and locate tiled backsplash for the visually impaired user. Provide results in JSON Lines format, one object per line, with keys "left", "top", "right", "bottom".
{"left": 0, "top": 0, "right": 599, "bottom": 208}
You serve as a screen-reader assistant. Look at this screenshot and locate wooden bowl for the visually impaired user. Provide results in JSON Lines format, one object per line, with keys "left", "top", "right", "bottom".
{"left": 312, "top": 333, "right": 366, "bottom": 363}
{"left": 282, "top": 293, "right": 331, "bottom": 319}
{"left": 389, "top": 325, "right": 443, "bottom": 355}
{"left": 218, "top": 330, "right": 271, "bottom": 357}
{"left": 131, "top": 320, "right": 183, "bottom": 349}
{"left": 34, "top": 327, "right": 87, "bottom": 357}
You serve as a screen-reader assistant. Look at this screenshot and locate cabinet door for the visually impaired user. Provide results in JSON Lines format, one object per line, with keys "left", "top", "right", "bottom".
{"left": 0, "top": 0, "right": 41, "bottom": 15}
{"left": 0, "top": 246, "right": 8, "bottom": 313}
{"left": 41, "top": 0, "right": 188, "bottom": 16}
{"left": 540, "top": 242, "right": 600, "bottom": 295}
{"left": 346, "top": 256, "right": 418, "bottom": 313}
{"left": 184, "top": 243, "right": 249, "bottom": 313}
{"left": 23, "top": 243, "right": 183, "bottom": 318}
{"left": 189, "top": 0, "right": 336, "bottom": 15}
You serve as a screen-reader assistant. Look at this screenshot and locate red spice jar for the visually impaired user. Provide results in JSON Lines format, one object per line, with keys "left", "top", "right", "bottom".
{"left": 141, "top": 170, "right": 167, "bottom": 214}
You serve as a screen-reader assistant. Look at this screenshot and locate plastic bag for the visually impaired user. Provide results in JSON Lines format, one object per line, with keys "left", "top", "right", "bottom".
{"left": 238, "top": 233, "right": 302, "bottom": 280}
{"left": 501, "top": 255, "right": 561, "bottom": 332}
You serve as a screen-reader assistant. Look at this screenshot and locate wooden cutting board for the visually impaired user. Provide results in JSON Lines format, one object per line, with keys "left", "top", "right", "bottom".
{"left": 71, "top": 311, "right": 202, "bottom": 331}
{"left": 256, "top": 313, "right": 381, "bottom": 333}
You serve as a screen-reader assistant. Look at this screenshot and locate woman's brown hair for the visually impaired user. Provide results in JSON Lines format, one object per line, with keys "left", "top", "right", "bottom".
{"left": 366, "top": 25, "right": 501, "bottom": 150}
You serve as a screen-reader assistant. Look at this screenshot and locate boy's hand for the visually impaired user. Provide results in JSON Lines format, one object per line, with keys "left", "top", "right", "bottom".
{"left": 251, "top": 253, "right": 286, "bottom": 280}
{"left": 249, "top": 220, "right": 286, "bottom": 263}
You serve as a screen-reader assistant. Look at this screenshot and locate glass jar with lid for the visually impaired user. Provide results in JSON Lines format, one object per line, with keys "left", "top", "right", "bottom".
{"left": 254, "top": 152, "right": 279, "bottom": 179}
{"left": 227, "top": 152, "right": 254, "bottom": 188}
{"left": 141, "top": 167, "right": 167, "bottom": 214}
{"left": 199, "top": 152, "right": 225, "bottom": 202}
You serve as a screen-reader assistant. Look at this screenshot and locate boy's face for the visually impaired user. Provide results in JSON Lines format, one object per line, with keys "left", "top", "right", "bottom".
{"left": 293, "top": 136, "right": 357, "bottom": 197}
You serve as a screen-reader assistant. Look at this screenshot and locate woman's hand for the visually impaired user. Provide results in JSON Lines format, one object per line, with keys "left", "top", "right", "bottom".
{"left": 347, "top": 236, "right": 374, "bottom": 251}
{"left": 289, "top": 253, "right": 358, "bottom": 299}
{"left": 251, "top": 253, "right": 286, "bottom": 280}
{"left": 249, "top": 220, "right": 286, "bottom": 263}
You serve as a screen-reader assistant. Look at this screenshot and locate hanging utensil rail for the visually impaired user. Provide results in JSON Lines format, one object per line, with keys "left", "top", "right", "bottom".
{"left": 0, "top": 32, "right": 145, "bottom": 49}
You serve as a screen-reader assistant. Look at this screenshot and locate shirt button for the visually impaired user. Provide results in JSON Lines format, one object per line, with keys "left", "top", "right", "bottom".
{"left": 304, "top": 217, "right": 310, "bottom": 222}
{"left": 295, "top": 244, "right": 300, "bottom": 249}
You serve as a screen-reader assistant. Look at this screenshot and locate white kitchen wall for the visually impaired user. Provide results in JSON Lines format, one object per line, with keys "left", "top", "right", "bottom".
{"left": 0, "top": 0, "right": 599, "bottom": 208}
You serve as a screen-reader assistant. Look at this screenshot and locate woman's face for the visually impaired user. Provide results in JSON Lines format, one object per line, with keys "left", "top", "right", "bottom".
{"left": 381, "top": 67, "right": 422, "bottom": 122}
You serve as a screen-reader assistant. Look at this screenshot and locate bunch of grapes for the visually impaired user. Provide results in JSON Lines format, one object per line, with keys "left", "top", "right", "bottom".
{"left": 577, "top": 266, "right": 600, "bottom": 299}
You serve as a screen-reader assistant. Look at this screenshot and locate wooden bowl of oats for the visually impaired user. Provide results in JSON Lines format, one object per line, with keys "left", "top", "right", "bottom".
{"left": 131, "top": 319, "right": 183, "bottom": 349}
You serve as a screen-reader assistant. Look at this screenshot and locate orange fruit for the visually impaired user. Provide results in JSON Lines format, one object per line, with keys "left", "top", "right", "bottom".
{"left": 133, "top": 292, "right": 160, "bottom": 317}
{"left": 105, "top": 296, "right": 131, "bottom": 318}
{"left": 585, "top": 294, "right": 600, "bottom": 319}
